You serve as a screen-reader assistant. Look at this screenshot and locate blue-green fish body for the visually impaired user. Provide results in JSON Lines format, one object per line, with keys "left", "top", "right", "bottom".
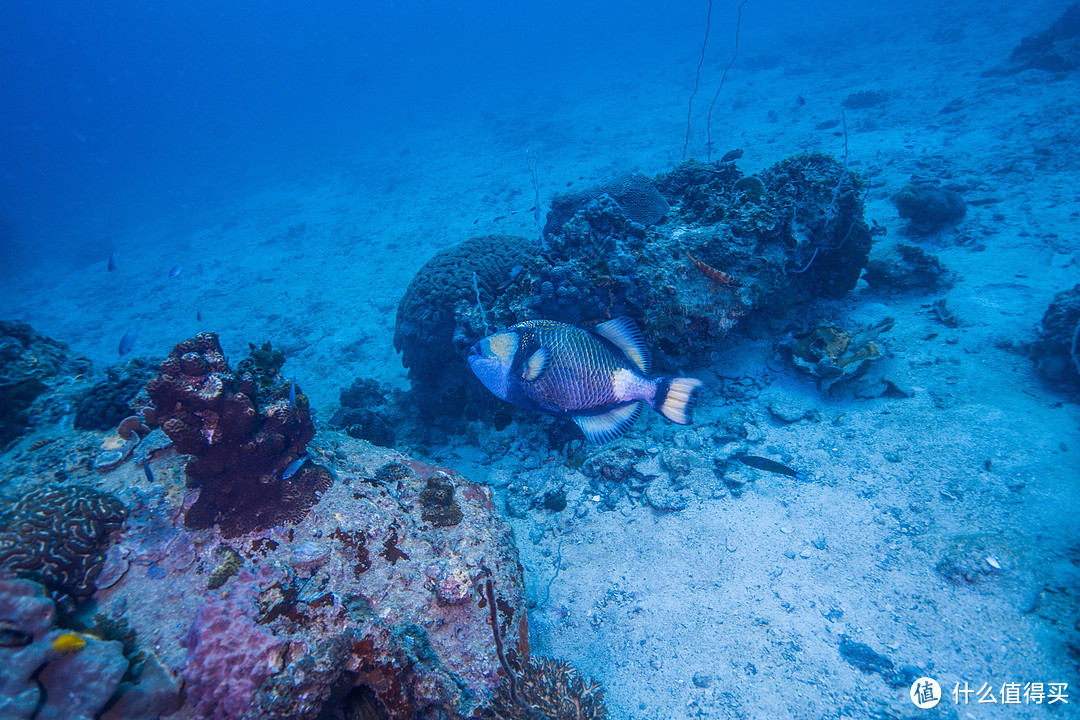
{"left": 468, "top": 318, "right": 702, "bottom": 444}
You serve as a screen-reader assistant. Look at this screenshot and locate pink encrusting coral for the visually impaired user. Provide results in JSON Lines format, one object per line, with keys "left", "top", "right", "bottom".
{"left": 179, "top": 587, "right": 285, "bottom": 720}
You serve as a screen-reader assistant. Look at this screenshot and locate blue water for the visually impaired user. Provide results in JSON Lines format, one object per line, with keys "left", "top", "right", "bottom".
{"left": 2, "top": 1, "right": 1078, "bottom": 717}
{"left": 2, "top": 0, "right": 906, "bottom": 270}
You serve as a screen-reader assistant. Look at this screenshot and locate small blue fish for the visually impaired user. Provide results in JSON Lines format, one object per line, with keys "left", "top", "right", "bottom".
{"left": 282, "top": 454, "right": 309, "bottom": 480}
{"left": 118, "top": 329, "right": 137, "bottom": 356}
{"left": 168, "top": 265, "right": 182, "bottom": 278}
{"left": 142, "top": 457, "right": 155, "bottom": 483}
{"left": 468, "top": 317, "right": 702, "bottom": 444}
{"left": 108, "top": 251, "right": 118, "bottom": 272}
{"left": 196, "top": 309, "right": 203, "bottom": 323}
{"left": 288, "top": 381, "right": 296, "bottom": 406}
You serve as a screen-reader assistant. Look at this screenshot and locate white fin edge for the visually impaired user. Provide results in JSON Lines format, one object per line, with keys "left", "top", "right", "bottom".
{"left": 594, "top": 317, "right": 651, "bottom": 375}
{"left": 572, "top": 401, "right": 643, "bottom": 444}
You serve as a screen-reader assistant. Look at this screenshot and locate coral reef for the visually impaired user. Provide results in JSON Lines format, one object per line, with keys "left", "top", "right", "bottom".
{"left": 180, "top": 585, "right": 286, "bottom": 720}
{"left": 330, "top": 378, "right": 408, "bottom": 447}
{"left": 862, "top": 243, "right": 955, "bottom": 292}
{"left": 985, "top": 3, "right": 1080, "bottom": 75}
{"left": 0, "top": 578, "right": 181, "bottom": 720}
{"left": 1031, "top": 284, "right": 1080, "bottom": 390}
{"left": 0, "top": 321, "right": 91, "bottom": 449}
{"left": 543, "top": 173, "right": 670, "bottom": 237}
{"left": 144, "top": 332, "right": 330, "bottom": 536}
{"left": 0, "top": 484, "right": 127, "bottom": 597}
{"left": 394, "top": 234, "right": 536, "bottom": 417}
{"left": 392, "top": 155, "right": 873, "bottom": 422}
{"left": 73, "top": 359, "right": 156, "bottom": 431}
{"left": 785, "top": 318, "right": 895, "bottom": 394}
{"left": 419, "top": 471, "right": 464, "bottom": 528}
{"left": 481, "top": 657, "right": 608, "bottom": 720}
{"left": 891, "top": 181, "right": 967, "bottom": 235}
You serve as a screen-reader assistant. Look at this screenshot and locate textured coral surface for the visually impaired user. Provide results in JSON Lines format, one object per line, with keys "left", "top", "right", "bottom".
{"left": 0, "top": 485, "right": 127, "bottom": 597}
{"left": 146, "top": 333, "right": 325, "bottom": 536}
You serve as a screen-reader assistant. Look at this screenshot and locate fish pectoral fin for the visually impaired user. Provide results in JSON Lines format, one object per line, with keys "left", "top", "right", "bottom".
{"left": 572, "top": 402, "right": 643, "bottom": 445}
{"left": 521, "top": 346, "right": 551, "bottom": 382}
{"left": 594, "top": 316, "right": 651, "bottom": 374}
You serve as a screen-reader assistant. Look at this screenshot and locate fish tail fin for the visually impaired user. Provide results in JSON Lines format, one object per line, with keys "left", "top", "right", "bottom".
{"left": 651, "top": 377, "right": 703, "bottom": 425}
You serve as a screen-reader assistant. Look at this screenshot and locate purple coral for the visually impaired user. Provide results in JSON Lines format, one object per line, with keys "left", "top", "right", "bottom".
{"left": 180, "top": 589, "right": 285, "bottom": 719}
{"left": 145, "top": 333, "right": 329, "bottom": 536}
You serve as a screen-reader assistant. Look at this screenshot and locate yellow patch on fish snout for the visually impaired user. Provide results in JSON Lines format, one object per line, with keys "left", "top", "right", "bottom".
{"left": 611, "top": 368, "right": 637, "bottom": 400}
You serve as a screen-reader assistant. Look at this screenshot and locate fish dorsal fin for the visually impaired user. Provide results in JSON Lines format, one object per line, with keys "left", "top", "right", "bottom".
{"left": 520, "top": 346, "right": 551, "bottom": 382}
{"left": 572, "top": 401, "right": 643, "bottom": 445}
{"left": 595, "top": 317, "right": 651, "bottom": 374}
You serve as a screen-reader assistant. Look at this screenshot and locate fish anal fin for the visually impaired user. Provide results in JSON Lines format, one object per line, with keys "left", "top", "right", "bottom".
{"left": 594, "top": 316, "right": 651, "bottom": 374}
{"left": 572, "top": 401, "right": 643, "bottom": 445}
{"left": 521, "top": 346, "right": 551, "bottom": 382}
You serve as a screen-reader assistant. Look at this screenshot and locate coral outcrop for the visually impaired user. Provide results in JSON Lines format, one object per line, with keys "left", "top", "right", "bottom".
{"left": 0, "top": 484, "right": 127, "bottom": 598}
{"left": 985, "top": 3, "right": 1080, "bottom": 75}
{"left": 73, "top": 359, "right": 157, "bottom": 431}
{"left": 1032, "top": 284, "right": 1080, "bottom": 391}
{"left": 0, "top": 321, "right": 91, "bottom": 449}
{"left": 145, "top": 333, "right": 329, "bottom": 536}
{"left": 890, "top": 181, "right": 967, "bottom": 235}
{"left": 393, "top": 155, "right": 873, "bottom": 420}
{"left": 543, "top": 173, "right": 670, "bottom": 237}
{"left": 0, "top": 578, "right": 181, "bottom": 720}
{"left": 394, "top": 235, "right": 536, "bottom": 417}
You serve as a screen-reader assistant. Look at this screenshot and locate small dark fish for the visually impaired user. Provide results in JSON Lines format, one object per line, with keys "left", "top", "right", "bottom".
{"left": 108, "top": 251, "right": 118, "bottom": 272}
{"left": 288, "top": 381, "right": 296, "bottom": 406}
{"left": 495, "top": 264, "right": 523, "bottom": 292}
{"left": 118, "top": 329, "right": 137, "bottom": 356}
{"left": 795, "top": 95, "right": 806, "bottom": 107}
{"left": 168, "top": 265, "right": 182, "bottom": 278}
{"left": 720, "top": 148, "right": 744, "bottom": 163}
{"left": 282, "top": 454, "right": 309, "bottom": 480}
{"left": 142, "top": 457, "right": 155, "bottom": 483}
{"left": 469, "top": 317, "right": 702, "bottom": 444}
{"left": 196, "top": 309, "right": 203, "bottom": 322}
{"left": 738, "top": 455, "right": 801, "bottom": 479}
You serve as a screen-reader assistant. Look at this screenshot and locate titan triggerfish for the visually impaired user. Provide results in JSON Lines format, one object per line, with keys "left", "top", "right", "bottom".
{"left": 467, "top": 317, "right": 702, "bottom": 444}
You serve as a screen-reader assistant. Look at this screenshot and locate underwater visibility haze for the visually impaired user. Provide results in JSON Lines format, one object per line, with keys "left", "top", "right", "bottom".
{"left": 0, "top": 0, "right": 1078, "bottom": 718}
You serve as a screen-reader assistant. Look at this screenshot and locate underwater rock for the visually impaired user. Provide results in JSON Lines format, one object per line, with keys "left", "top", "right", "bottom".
{"left": 1031, "top": 284, "right": 1080, "bottom": 391}
{"left": 862, "top": 242, "right": 955, "bottom": 292}
{"left": 0, "top": 484, "right": 127, "bottom": 597}
{"left": 891, "top": 181, "right": 967, "bottom": 235}
{"left": 937, "top": 534, "right": 1014, "bottom": 585}
{"left": 786, "top": 318, "right": 895, "bottom": 394}
{"left": 543, "top": 172, "right": 670, "bottom": 237}
{"left": 73, "top": 359, "right": 156, "bottom": 432}
{"left": 0, "top": 579, "right": 178, "bottom": 720}
{"left": 0, "top": 320, "right": 92, "bottom": 450}
{"left": 329, "top": 377, "right": 407, "bottom": 447}
{"left": 985, "top": 3, "right": 1080, "bottom": 75}
{"left": 145, "top": 332, "right": 329, "bottom": 537}
{"left": 841, "top": 90, "right": 888, "bottom": 109}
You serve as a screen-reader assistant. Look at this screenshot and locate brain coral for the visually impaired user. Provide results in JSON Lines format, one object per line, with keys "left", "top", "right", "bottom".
{"left": 543, "top": 173, "right": 670, "bottom": 237}
{"left": 0, "top": 484, "right": 127, "bottom": 597}
{"left": 393, "top": 234, "right": 535, "bottom": 416}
